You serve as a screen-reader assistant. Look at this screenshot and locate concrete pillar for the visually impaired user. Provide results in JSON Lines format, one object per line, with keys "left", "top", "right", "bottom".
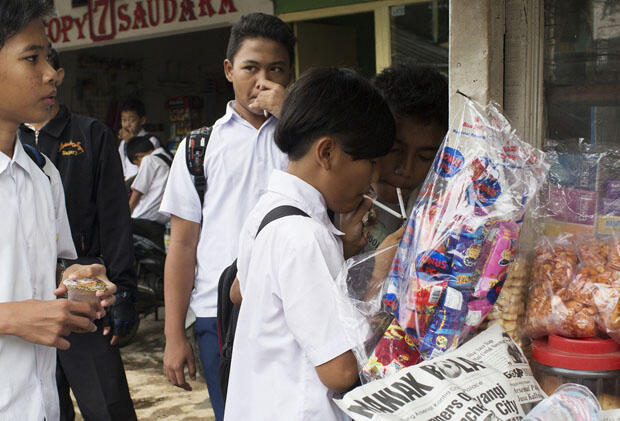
{"left": 449, "top": 0, "right": 505, "bottom": 120}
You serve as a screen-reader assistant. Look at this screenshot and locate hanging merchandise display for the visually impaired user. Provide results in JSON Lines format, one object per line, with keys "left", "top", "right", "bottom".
{"left": 165, "top": 96, "right": 204, "bottom": 152}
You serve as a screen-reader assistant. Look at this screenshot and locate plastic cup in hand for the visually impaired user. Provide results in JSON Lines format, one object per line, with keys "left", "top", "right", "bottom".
{"left": 62, "top": 278, "right": 106, "bottom": 333}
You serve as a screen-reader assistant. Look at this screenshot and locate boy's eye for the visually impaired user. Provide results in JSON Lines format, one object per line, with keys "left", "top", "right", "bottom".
{"left": 271, "top": 66, "right": 283, "bottom": 73}
{"left": 418, "top": 153, "right": 436, "bottom": 163}
{"left": 243, "top": 66, "right": 256, "bottom": 72}
{"left": 25, "top": 55, "right": 38, "bottom": 63}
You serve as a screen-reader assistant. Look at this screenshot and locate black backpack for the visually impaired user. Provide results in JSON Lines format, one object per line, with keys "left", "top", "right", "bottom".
{"left": 185, "top": 126, "right": 212, "bottom": 207}
{"left": 216, "top": 205, "right": 308, "bottom": 403}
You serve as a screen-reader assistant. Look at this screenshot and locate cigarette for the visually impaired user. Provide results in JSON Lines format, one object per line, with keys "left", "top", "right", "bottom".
{"left": 396, "top": 187, "right": 407, "bottom": 219}
{"left": 363, "top": 194, "right": 404, "bottom": 219}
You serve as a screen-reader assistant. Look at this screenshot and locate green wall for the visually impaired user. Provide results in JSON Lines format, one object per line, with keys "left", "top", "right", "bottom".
{"left": 275, "top": 0, "right": 374, "bottom": 15}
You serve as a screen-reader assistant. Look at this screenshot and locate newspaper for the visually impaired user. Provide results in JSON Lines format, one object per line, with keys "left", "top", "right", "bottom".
{"left": 335, "top": 324, "right": 546, "bottom": 421}
{"left": 602, "top": 409, "right": 620, "bottom": 421}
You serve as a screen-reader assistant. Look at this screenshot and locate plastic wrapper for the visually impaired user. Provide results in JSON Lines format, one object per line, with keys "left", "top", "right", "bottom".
{"left": 381, "top": 98, "right": 548, "bottom": 362}
{"left": 480, "top": 258, "right": 529, "bottom": 348}
{"left": 522, "top": 383, "right": 601, "bottom": 421}
{"left": 334, "top": 246, "right": 411, "bottom": 383}
{"left": 524, "top": 235, "right": 620, "bottom": 341}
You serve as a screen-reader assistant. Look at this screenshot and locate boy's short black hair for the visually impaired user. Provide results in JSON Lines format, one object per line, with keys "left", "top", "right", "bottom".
{"left": 276, "top": 68, "right": 395, "bottom": 161}
{"left": 126, "top": 136, "right": 154, "bottom": 164}
{"left": 374, "top": 62, "right": 448, "bottom": 129}
{"left": 226, "top": 13, "right": 295, "bottom": 66}
{"left": 0, "top": 0, "right": 54, "bottom": 49}
{"left": 120, "top": 98, "right": 146, "bottom": 118}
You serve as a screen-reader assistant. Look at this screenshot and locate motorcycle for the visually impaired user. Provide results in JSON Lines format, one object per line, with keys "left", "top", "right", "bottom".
{"left": 118, "top": 232, "right": 166, "bottom": 347}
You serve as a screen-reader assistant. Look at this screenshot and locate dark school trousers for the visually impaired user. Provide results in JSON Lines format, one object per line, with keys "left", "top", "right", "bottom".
{"left": 57, "top": 320, "right": 137, "bottom": 421}
{"left": 195, "top": 317, "right": 225, "bottom": 421}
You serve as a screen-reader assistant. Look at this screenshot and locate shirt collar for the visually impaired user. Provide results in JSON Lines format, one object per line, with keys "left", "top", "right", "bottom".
{"left": 223, "top": 101, "right": 276, "bottom": 131}
{"left": 267, "top": 170, "right": 344, "bottom": 236}
{"left": 19, "top": 105, "right": 70, "bottom": 139}
{"left": 138, "top": 129, "right": 147, "bottom": 136}
{"left": 0, "top": 136, "right": 35, "bottom": 176}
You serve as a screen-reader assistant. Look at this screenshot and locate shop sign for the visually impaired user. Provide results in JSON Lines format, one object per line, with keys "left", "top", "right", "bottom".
{"left": 49, "top": 0, "right": 273, "bottom": 51}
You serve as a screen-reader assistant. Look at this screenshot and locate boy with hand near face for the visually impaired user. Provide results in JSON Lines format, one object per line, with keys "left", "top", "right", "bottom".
{"left": 160, "top": 13, "right": 295, "bottom": 420}
{"left": 0, "top": 2, "right": 117, "bottom": 419}
{"left": 118, "top": 98, "right": 161, "bottom": 181}
{"left": 225, "top": 67, "right": 395, "bottom": 421}
{"left": 363, "top": 63, "right": 448, "bottom": 251}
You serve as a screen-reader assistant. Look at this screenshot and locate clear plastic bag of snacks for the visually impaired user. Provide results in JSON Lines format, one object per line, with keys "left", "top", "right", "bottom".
{"left": 334, "top": 246, "right": 422, "bottom": 384}
{"left": 521, "top": 139, "right": 620, "bottom": 343}
{"left": 524, "top": 234, "right": 620, "bottom": 341}
{"left": 380, "top": 97, "right": 549, "bottom": 361}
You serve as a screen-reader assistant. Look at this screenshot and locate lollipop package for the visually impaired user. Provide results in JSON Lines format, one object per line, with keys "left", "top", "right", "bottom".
{"left": 383, "top": 98, "right": 549, "bottom": 361}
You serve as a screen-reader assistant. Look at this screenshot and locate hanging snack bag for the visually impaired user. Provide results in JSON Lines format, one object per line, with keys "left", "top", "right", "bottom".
{"left": 384, "top": 97, "right": 549, "bottom": 360}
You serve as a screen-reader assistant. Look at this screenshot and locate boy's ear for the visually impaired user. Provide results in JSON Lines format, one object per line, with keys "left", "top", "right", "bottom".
{"left": 315, "top": 136, "right": 335, "bottom": 171}
{"left": 140, "top": 116, "right": 147, "bottom": 126}
{"left": 223, "top": 59, "right": 233, "bottom": 83}
{"left": 56, "top": 68, "right": 65, "bottom": 87}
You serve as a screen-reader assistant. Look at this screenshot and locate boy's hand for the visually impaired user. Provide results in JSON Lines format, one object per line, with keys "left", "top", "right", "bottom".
{"left": 7, "top": 299, "right": 98, "bottom": 350}
{"left": 366, "top": 225, "right": 406, "bottom": 299}
{"left": 163, "top": 335, "right": 197, "bottom": 391}
{"left": 249, "top": 79, "right": 287, "bottom": 118}
{"left": 118, "top": 127, "right": 138, "bottom": 142}
{"left": 340, "top": 198, "right": 373, "bottom": 259}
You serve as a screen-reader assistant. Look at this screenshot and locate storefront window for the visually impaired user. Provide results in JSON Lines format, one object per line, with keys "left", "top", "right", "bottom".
{"left": 544, "top": 0, "right": 620, "bottom": 145}
{"left": 389, "top": 0, "right": 448, "bottom": 70}
{"left": 542, "top": 0, "right": 620, "bottom": 237}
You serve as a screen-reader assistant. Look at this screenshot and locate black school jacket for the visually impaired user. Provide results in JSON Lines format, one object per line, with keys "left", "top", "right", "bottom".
{"left": 19, "top": 105, "right": 136, "bottom": 292}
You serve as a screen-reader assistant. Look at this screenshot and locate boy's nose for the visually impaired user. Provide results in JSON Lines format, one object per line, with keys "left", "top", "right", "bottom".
{"left": 43, "top": 63, "right": 58, "bottom": 86}
{"left": 395, "top": 153, "right": 415, "bottom": 177}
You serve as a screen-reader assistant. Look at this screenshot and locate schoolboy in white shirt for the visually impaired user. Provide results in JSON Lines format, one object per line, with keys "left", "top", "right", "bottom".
{"left": 225, "top": 68, "right": 396, "bottom": 421}
{"left": 118, "top": 98, "right": 160, "bottom": 181}
{"left": 0, "top": 2, "right": 116, "bottom": 419}
{"left": 127, "top": 135, "right": 171, "bottom": 249}
{"left": 160, "top": 13, "right": 295, "bottom": 420}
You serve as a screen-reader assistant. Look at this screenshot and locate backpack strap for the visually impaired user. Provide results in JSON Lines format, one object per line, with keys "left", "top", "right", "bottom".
{"left": 185, "top": 126, "right": 213, "bottom": 208}
{"left": 23, "top": 143, "right": 46, "bottom": 170}
{"left": 153, "top": 152, "right": 172, "bottom": 167}
{"left": 256, "top": 205, "right": 309, "bottom": 237}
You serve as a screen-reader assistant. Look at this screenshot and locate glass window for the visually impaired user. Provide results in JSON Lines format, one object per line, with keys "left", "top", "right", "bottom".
{"left": 544, "top": 0, "right": 620, "bottom": 145}
{"left": 390, "top": 1, "right": 448, "bottom": 71}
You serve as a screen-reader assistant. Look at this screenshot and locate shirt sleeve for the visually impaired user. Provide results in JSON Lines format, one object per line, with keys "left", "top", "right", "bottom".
{"left": 149, "top": 135, "right": 160, "bottom": 148}
{"left": 159, "top": 138, "right": 202, "bottom": 223}
{"left": 43, "top": 157, "right": 77, "bottom": 259}
{"left": 277, "top": 225, "right": 357, "bottom": 366}
{"left": 131, "top": 157, "right": 155, "bottom": 195}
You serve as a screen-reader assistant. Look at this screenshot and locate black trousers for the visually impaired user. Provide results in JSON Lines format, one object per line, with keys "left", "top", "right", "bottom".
{"left": 57, "top": 320, "right": 136, "bottom": 421}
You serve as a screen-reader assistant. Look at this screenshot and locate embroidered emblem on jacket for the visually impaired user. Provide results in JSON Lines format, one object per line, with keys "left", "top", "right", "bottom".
{"left": 58, "top": 140, "right": 84, "bottom": 156}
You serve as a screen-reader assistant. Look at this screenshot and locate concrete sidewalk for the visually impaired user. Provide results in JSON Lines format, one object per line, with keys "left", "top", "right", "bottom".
{"left": 73, "top": 311, "right": 215, "bottom": 420}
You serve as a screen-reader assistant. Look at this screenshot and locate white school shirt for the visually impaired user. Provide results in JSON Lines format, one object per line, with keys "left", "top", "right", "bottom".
{"left": 0, "top": 138, "right": 76, "bottom": 421}
{"left": 225, "top": 170, "right": 357, "bottom": 421}
{"left": 160, "top": 102, "right": 288, "bottom": 317}
{"left": 118, "top": 129, "right": 160, "bottom": 180}
{"left": 131, "top": 147, "right": 170, "bottom": 224}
